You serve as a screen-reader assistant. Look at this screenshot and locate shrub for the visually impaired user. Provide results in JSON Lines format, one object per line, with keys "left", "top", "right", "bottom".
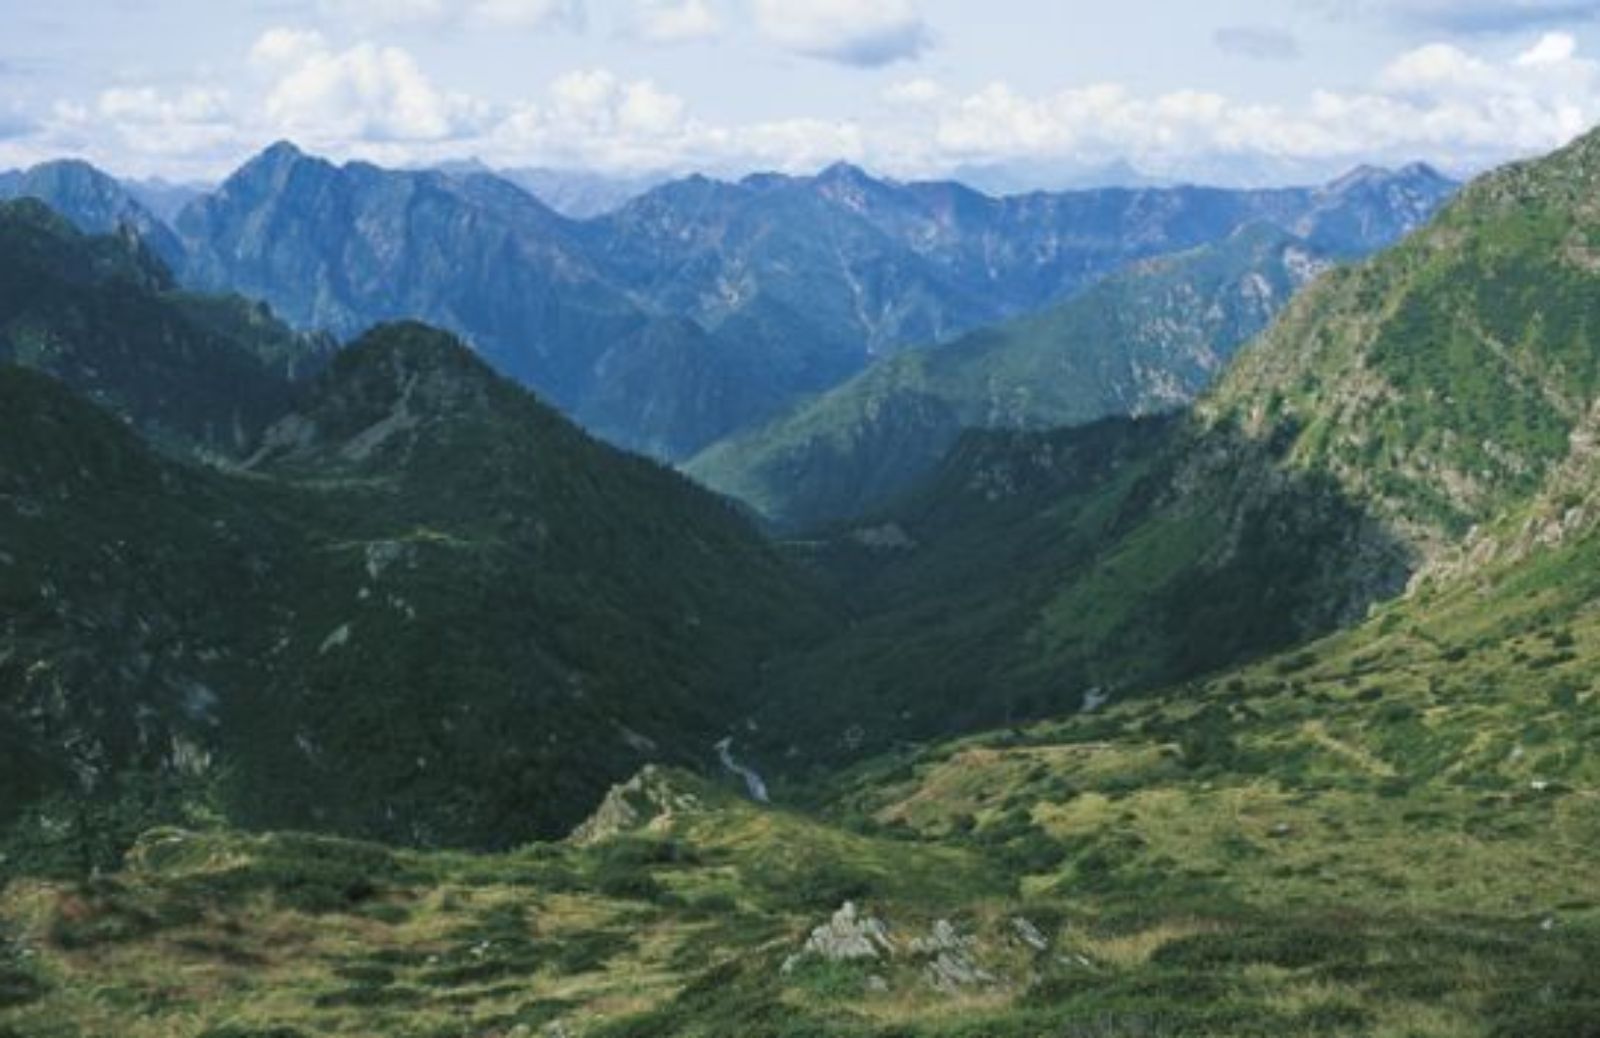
{"left": 748, "top": 858, "right": 876, "bottom": 913}
{"left": 1152, "top": 926, "right": 1364, "bottom": 970}
{"left": 593, "top": 861, "right": 666, "bottom": 902}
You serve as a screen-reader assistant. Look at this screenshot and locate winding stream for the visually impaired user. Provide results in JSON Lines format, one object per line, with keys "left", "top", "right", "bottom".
{"left": 714, "top": 736, "right": 770, "bottom": 803}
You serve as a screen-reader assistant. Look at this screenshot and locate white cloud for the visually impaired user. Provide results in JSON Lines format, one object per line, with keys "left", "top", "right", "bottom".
{"left": 258, "top": 33, "right": 490, "bottom": 143}
{"left": 633, "top": 0, "right": 721, "bottom": 43}
{"left": 93, "top": 85, "right": 238, "bottom": 158}
{"left": 485, "top": 70, "right": 692, "bottom": 167}
{"left": 250, "top": 28, "right": 331, "bottom": 68}
{"left": 479, "top": 67, "right": 863, "bottom": 172}
{"left": 923, "top": 32, "right": 1600, "bottom": 179}
{"left": 12, "top": 23, "right": 1600, "bottom": 187}
{"left": 618, "top": 81, "right": 688, "bottom": 134}
{"left": 1518, "top": 30, "right": 1580, "bottom": 65}
{"left": 754, "top": 0, "right": 931, "bottom": 67}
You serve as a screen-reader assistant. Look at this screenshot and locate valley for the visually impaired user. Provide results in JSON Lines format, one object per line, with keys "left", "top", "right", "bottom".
{"left": 1, "top": 88, "right": 1599, "bottom": 1038}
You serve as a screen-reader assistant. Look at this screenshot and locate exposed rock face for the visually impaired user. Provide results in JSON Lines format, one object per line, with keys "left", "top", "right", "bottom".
{"left": 781, "top": 906, "right": 999, "bottom": 992}
{"left": 568, "top": 767, "right": 703, "bottom": 847}
{"left": 909, "top": 919, "right": 996, "bottom": 993}
{"left": 1010, "top": 916, "right": 1050, "bottom": 952}
{"left": 781, "top": 902, "right": 894, "bottom": 974}
{"left": 0, "top": 159, "right": 185, "bottom": 266}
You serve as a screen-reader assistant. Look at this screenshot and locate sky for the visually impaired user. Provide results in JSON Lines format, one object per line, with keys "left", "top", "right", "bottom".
{"left": 4, "top": 0, "right": 1600, "bottom": 188}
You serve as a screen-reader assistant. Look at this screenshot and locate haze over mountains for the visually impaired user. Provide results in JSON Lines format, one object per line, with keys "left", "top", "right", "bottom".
{"left": 1, "top": 143, "right": 1456, "bottom": 468}
{"left": 688, "top": 222, "right": 1338, "bottom": 526}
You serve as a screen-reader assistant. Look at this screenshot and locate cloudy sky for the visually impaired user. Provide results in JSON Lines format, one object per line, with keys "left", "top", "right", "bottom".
{"left": 4, "top": 0, "right": 1600, "bottom": 187}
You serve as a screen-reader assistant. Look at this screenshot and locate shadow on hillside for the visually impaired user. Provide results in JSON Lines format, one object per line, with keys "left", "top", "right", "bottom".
{"left": 750, "top": 409, "right": 1417, "bottom": 768}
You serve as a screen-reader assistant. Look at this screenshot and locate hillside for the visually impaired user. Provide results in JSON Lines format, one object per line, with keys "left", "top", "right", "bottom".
{"left": 0, "top": 199, "right": 326, "bottom": 456}
{"left": 2, "top": 518, "right": 1595, "bottom": 1036}
{"left": 742, "top": 125, "right": 1600, "bottom": 766}
{"left": 0, "top": 315, "right": 828, "bottom": 855}
{"left": 1206, "top": 129, "right": 1600, "bottom": 554}
{"left": 688, "top": 223, "right": 1334, "bottom": 527}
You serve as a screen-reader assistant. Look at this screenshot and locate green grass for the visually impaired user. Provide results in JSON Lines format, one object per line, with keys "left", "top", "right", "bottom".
{"left": 7, "top": 519, "right": 1599, "bottom": 1034}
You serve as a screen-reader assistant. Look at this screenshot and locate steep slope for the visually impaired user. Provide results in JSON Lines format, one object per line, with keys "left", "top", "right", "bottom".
{"left": 170, "top": 146, "right": 1452, "bottom": 459}
{"left": 0, "top": 159, "right": 184, "bottom": 266}
{"left": 750, "top": 129, "right": 1600, "bottom": 764}
{"left": 174, "top": 143, "right": 764, "bottom": 459}
{"left": 0, "top": 322, "right": 829, "bottom": 852}
{"left": 689, "top": 224, "right": 1333, "bottom": 526}
{"left": 1206, "top": 130, "right": 1600, "bottom": 556}
{"left": 0, "top": 199, "right": 325, "bottom": 455}
{"left": 591, "top": 162, "right": 1453, "bottom": 404}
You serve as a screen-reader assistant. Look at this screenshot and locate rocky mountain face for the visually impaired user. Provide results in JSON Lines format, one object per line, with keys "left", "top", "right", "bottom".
{"left": 585, "top": 160, "right": 1454, "bottom": 410}
{"left": 77, "top": 145, "right": 1443, "bottom": 462}
{"left": 0, "top": 226, "right": 827, "bottom": 851}
{"left": 173, "top": 143, "right": 776, "bottom": 460}
{"left": 0, "top": 160, "right": 184, "bottom": 268}
{"left": 688, "top": 223, "right": 1336, "bottom": 527}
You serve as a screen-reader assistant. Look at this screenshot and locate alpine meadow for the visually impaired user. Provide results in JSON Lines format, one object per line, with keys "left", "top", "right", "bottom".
{"left": 2, "top": 3, "right": 1599, "bottom": 1037}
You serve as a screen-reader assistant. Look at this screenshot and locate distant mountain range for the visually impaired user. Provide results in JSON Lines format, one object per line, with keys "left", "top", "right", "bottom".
{"left": 687, "top": 222, "right": 1337, "bottom": 526}
{"left": 0, "top": 146, "right": 1457, "bottom": 464}
{"left": 0, "top": 159, "right": 184, "bottom": 267}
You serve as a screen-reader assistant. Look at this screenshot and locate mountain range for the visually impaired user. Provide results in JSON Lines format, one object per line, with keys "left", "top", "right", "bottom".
{"left": 737, "top": 127, "right": 1600, "bottom": 766}
{"left": 1, "top": 146, "right": 1456, "bottom": 463}
{"left": 687, "top": 222, "right": 1337, "bottom": 526}
{"left": 10, "top": 127, "right": 1600, "bottom": 1037}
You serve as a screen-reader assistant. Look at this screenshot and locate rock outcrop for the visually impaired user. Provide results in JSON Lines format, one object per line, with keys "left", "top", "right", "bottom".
{"left": 568, "top": 767, "right": 705, "bottom": 847}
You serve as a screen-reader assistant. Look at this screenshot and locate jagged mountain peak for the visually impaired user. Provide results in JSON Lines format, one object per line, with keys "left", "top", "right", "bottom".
{"left": 1318, "top": 162, "right": 1455, "bottom": 198}
{"left": 222, "top": 139, "right": 329, "bottom": 188}
{"left": 255, "top": 138, "right": 309, "bottom": 167}
{"left": 813, "top": 160, "right": 877, "bottom": 185}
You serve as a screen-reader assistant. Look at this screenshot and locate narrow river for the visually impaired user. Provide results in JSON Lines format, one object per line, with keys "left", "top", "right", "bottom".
{"left": 714, "top": 737, "right": 770, "bottom": 803}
